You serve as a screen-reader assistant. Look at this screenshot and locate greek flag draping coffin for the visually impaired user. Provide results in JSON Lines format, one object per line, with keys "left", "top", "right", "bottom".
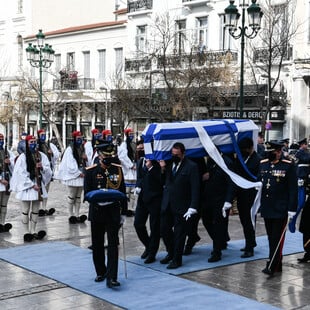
{"left": 142, "top": 119, "right": 259, "bottom": 160}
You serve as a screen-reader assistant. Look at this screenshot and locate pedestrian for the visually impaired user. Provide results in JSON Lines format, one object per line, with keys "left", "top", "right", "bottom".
{"left": 117, "top": 128, "right": 137, "bottom": 216}
{"left": 55, "top": 130, "right": 87, "bottom": 224}
{"left": 10, "top": 135, "right": 52, "bottom": 241}
{"left": 235, "top": 137, "right": 260, "bottom": 258}
{"left": 37, "top": 128, "right": 60, "bottom": 216}
{"left": 201, "top": 153, "right": 235, "bottom": 262}
{"left": 259, "top": 141, "right": 298, "bottom": 275}
{"left": 159, "top": 142, "right": 200, "bottom": 269}
{"left": 134, "top": 140, "right": 163, "bottom": 264}
{"left": 0, "top": 133, "right": 15, "bottom": 232}
{"left": 84, "top": 142, "right": 127, "bottom": 288}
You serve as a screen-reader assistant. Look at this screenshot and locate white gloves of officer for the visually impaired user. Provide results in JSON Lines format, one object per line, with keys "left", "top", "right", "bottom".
{"left": 183, "top": 208, "right": 197, "bottom": 221}
{"left": 298, "top": 179, "right": 304, "bottom": 187}
{"left": 134, "top": 187, "right": 141, "bottom": 196}
{"left": 288, "top": 211, "right": 296, "bottom": 220}
{"left": 120, "top": 215, "right": 126, "bottom": 225}
{"left": 222, "top": 202, "right": 232, "bottom": 218}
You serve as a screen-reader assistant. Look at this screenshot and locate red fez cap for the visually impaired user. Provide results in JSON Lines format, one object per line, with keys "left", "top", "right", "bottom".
{"left": 72, "top": 130, "right": 82, "bottom": 138}
{"left": 37, "top": 129, "right": 45, "bottom": 135}
{"left": 102, "top": 129, "right": 112, "bottom": 136}
{"left": 26, "top": 135, "right": 36, "bottom": 141}
{"left": 91, "top": 128, "right": 100, "bottom": 134}
{"left": 124, "top": 128, "right": 133, "bottom": 135}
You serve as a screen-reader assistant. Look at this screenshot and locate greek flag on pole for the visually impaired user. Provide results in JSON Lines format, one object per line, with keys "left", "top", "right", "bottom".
{"left": 142, "top": 119, "right": 262, "bottom": 226}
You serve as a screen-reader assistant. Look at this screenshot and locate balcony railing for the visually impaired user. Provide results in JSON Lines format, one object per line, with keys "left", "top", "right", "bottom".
{"left": 53, "top": 78, "right": 95, "bottom": 90}
{"left": 125, "top": 57, "right": 151, "bottom": 72}
{"left": 128, "top": 0, "right": 153, "bottom": 13}
{"left": 125, "top": 50, "right": 237, "bottom": 72}
{"left": 253, "top": 45, "right": 293, "bottom": 63}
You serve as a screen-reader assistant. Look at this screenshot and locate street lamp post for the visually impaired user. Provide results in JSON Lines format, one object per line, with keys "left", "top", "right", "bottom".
{"left": 224, "top": 0, "right": 263, "bottom": 118}
{"left": 25, "top": 29, "right": 54, "bottom": 128}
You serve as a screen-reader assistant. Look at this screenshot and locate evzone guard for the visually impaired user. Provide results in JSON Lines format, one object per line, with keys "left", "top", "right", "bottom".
{"left": 37, "top": 128, "right": 60, "bottom": 216}
{"left": 10, "top": 135, "right": 52, "bottom": 242}
{"left": 0, "top": 133, "right": 15, "bottom": 232}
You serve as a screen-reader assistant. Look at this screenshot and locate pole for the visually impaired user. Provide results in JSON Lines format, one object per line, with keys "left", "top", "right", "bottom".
{"left": 239, "top": 5, "right": 246, "bottom": 118}
{"left": 39, "top": 51, "right": 43, "bottom": 128}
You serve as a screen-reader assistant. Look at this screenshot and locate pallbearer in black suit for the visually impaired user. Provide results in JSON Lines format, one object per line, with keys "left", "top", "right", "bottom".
{"left": 159, "top": 142, "right": 200, "bottom": 269}
{"left": 235, "top": 137, "right": 261, "bottom": 258}
{"left": 259, "top": 141, "right": 298, "bottom": 275}
{"left": 84, "top": 142, "right": 127, "bottom": 288}
{"left": 134, "top": 141, "right": 164, "bottom": 264}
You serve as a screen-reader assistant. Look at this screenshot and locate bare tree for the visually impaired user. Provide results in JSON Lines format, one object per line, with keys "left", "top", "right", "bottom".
{"left": 248, "top": 0, "right": 300, "bottom": 134}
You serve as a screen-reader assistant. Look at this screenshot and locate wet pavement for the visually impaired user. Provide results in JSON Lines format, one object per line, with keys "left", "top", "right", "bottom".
{"left": 0, "top": 180, "right": 309, "bottom": 309}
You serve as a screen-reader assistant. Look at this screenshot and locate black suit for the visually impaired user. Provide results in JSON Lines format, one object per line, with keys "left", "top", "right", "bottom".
{"left": 134, "top": 158, "right": 163, "bottom": 258}
{"left": 161, "top": 157, "right": 200, "bottom": 265}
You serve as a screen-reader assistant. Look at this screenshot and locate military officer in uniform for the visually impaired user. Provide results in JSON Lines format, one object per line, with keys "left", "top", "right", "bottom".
{"left": 259, "top": 141, "right": 298, "bottom": 275}
{"left": 84, "top": 142, "right": 127, "bottom": 288}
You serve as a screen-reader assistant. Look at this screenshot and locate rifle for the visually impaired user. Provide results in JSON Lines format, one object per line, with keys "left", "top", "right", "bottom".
{"left": 3, "top": 138, "right": 10, "bottom": 195}
{"left": 35, "top": 148, "right": 43, "bottom": 201}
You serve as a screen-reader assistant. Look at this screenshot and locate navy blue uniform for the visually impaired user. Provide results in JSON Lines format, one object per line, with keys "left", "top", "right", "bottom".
{"left": 84, "top": 159, "right": 127, "bottom": 282}
{"left": 259, "top": 158, "right": 297, "bottom": 273}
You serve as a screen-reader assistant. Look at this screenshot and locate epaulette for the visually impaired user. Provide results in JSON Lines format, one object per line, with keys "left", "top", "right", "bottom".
{"left": 260, "top": 159, "right": 269, "bottom": 163}
{"left": 85, "top": 164, "right": 97, "bottom": 170}
{"left": 281, "top": 159, "right": 292, "bottom": 164}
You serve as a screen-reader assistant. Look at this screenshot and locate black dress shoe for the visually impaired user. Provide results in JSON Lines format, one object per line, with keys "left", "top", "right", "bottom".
{"left": 208, "top": 254, "right": 221, "bottom": 263}
{"left": 77, "top": 215, "right": 87, "bottom": 223}
{"left": 95, "top": 275, "right": 106, "bottom": 282}
{"left": 167, "top": 261, "right": 182, "bottom": 269}
{"left": 298, "top": 254, "right": 310, "bottom": 263}
{"left": 141, "top": 249, "right": 149, "bottom": 259}
{"left": 183, "top": 245, "right": 193, "bottom": 256}
{"left": 106, "top": 279, "right": 121, "bottom": 288}
{"left": 262, "top": 267, "right": 274, "bottom": 276}
{"left": 47, "top": 208, "right": 55, "bottom": 216}
{"left": 144, "top": 256, "right": 156, "bottom": 264}
{"left": 241, "top": 250, "right": 254, "bottom": 258}
{"left": 160, "top": 255, "right": 173, "bottom": 264}
{"left": 38, "top": 209, "right": 46, "bottom": 217}
{"left": 69, "top": 216, "right": 78, "bottom": 224}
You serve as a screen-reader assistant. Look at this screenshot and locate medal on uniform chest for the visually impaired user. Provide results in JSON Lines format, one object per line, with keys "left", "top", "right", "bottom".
{"left": 266, "top": 179, "right": 271, "bottom": 189}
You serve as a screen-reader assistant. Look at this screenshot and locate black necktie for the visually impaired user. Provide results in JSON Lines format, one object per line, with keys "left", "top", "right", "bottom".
{"left": 172, "top": 164, "right": 178, "bottom": 176}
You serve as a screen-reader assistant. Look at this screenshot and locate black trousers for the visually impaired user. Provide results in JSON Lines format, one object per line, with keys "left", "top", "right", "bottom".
{"left": 134, "top": 196, "right": 161, "bottom": 257}
{"left": 264, "top": 217, "right": 287, "bottom": 272}
{"left": 237, "top": 189, "right": 257, "bottom": 250}
{"left": 160, "top": 205, "right": 187, "bottom": 264}
{"left": 91, "top": 204, "right": 120, "bottom": 280}
{"left": 201, "top": 201, "right": 228, "bottom": 254}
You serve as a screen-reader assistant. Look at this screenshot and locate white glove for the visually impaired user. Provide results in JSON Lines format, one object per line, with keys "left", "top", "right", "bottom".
{"left": 120, "top": 215, "right": 126, "bottom": 225}
{"left": 298, "top": 179, "right": 304, "bottom": 187}
{"left": 183, "top": 208, "right": 197, "bottom": 221}
{"left": 222, "top": 202, "right": 232, "bottom": 218}
{"left": 288, "top": 211, "right": 296, "bottom": 219}
{"left": 134, "top": 187, "right": 141, "bottom": 196}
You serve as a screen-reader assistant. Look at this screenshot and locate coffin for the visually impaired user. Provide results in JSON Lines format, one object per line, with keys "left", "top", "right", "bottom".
{"left": 142, "top": 119, "right": 259, "bottom": 160}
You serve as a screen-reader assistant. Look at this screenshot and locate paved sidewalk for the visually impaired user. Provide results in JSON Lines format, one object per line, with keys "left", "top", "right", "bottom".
{"left": 0, "top": 180, "right": 309, "bottom": 309}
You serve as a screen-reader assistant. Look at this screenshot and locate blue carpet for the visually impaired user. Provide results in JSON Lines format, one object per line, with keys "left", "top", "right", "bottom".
{"left": 0, "top": 241, "right": 281, "bottom": 309}
{"left": 128, "top": 232, "right": 304, "bottom": 275}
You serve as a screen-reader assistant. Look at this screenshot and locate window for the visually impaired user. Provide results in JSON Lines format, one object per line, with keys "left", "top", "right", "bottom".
{"left": 197, "top": 17, "right": 208, "bottom": 52}
{"left": 17, "top": 0, "right": 23, "bottom": 14}
{"left": 98, "top": 49, "right": 106, "bottom": 80}
{"left": 17, "top": 35, "right": 23, "bottom": 71}
{"left": 83, "top": 51, "right": 90, "bottom": 78}
{"left": 272, "top": 4, "right": 288, "bottom": 42}
{"left": 175, "top": 20, "right": 186, "bottom": 54}
{"left": 55, "top": 54, "right": 61, "bottom": 73}
{"left": 136, "top": 25, "right": 147, "bottom": 55}
{"left": 67, "top": 52, "right": 75, "bottom": 71}
{"left": 219, "top": 14, "right": 232, "bottom": 50}
{"left": 115, "top": 48, "right": 123, "bottom": 76}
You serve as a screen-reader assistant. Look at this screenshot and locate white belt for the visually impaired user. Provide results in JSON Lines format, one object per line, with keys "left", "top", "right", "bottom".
{"left": 98, "top": 201, "right": 114, "bottom": 206}
{"left": 298, "top": 164, "right": 310, "bottom": 167}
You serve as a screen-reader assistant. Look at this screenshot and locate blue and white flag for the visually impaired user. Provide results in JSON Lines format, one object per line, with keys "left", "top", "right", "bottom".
{"left": 142, "top": 119, "right": 262, "bottom": 226}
